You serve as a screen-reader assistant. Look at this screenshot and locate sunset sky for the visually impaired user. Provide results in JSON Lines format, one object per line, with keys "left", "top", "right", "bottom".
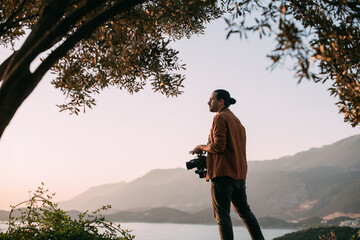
{"left": 0, "top": 18, "right": 358, "bottom": 210}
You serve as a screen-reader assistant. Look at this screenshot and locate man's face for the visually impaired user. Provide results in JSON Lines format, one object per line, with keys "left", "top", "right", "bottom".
{"left": 208, "top": 92, "right": 223, "bottom": 112}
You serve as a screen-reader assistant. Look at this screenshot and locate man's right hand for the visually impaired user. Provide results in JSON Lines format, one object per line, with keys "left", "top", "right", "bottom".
{"left": 192, "top": 145, "right": 208, "bottom": 154}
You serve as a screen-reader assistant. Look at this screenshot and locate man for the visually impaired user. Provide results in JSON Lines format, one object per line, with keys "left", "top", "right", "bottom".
{"left": 192, "top": 89, "right": 264, "bottom": 240}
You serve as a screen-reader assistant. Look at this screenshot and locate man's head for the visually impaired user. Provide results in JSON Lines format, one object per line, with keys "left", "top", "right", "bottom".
{"left": 208, "top": 89, "right": 236, "bottom": 113}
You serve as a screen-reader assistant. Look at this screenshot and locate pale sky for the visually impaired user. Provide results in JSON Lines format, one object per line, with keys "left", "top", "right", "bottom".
{"left": 0, "top": 18, "right": 358, "bottom": 210}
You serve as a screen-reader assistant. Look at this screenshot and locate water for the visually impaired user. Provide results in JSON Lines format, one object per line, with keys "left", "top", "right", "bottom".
{"left": 1, "top": 221, "right": 295, "bottom": 239}
{"left": 117, "top": 222, "right": 295, "bottom": 240}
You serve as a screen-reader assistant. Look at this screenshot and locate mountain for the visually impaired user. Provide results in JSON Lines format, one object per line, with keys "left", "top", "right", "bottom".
{"left": 249, "top": 134, "right": 360, "bottom": 172}
{"left": 60, "top": 168, "right": 211, "bottom": 213}
{"left": 59, "top": 134, "right": 360, "bottom": 221}
{"left": 0, "top": 210, "right": 8, "bottom": 220}
{"left": 246, "top": 134, "right": 360, "bottom": 220}
{"left": 1, "top": 206, "right": 356, "bottom": 229}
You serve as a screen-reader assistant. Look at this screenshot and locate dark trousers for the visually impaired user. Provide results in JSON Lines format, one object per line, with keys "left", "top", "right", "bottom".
{"left": 211, "top": 177, "right": 265, "bottom": 240}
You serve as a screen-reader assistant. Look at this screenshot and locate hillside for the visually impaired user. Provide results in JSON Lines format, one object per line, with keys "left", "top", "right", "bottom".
{"left": 59, "top": 134, "right": 360, "bottom": 221}
{"left": 273, "top": 227, "right": 359, "bottom": 240}
{"left": 60, "top": 168, "right": 211, "bottom": 213}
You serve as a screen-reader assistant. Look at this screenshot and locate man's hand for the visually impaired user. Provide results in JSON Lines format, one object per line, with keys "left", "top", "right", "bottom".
{"left": 192, "top": 145, "right": 204, "bottom": 154}
{"left": 192, "top": 144, "right": 214, "bottom": 154}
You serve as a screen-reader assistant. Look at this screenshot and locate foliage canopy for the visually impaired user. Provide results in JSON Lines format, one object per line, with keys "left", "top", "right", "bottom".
{"left": 225, "top": 0, "right": 360, "bottom": 126}
{"left": 0, "top": 0, "right": 222, "bottom": 138}
{"left": 0, "top": 0, "right": 359, "bottom": 140}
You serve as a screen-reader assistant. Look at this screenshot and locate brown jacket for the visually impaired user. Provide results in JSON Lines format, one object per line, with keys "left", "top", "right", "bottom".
{"left": 206, "top": 108, "right": 247, "bottom": 181}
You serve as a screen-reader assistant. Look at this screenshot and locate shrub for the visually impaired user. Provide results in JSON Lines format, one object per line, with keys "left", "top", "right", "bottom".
{"left": 274, "top": 227, "right": 360, "bottom": 240}
{"left": 0, "top": 183, "right": 134, "bottom": 240}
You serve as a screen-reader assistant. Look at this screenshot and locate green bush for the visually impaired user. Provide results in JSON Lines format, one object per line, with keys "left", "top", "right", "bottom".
{"left": 0, "top": 183, "right": 134, "bottom": 240}
{"left": 351, "top": 230, "right": 360, "bottom": 240}
{"left": 274, "top": 227, "right": 360, "bottom": 240}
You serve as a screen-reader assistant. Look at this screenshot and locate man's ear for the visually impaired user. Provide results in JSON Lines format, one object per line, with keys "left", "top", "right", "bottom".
{"left": 219, "top": 98, "right": 224, "bottom": 106}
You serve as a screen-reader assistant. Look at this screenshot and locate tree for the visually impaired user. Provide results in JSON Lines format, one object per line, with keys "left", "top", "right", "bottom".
{"left": 0, "top": 0, "right": 223, "bottom": 138}
{"left": 1, "top": 0, "right": 359, "bottom": 140}
{"left": 224, "top": 0, "right": 360, "bottom": 126}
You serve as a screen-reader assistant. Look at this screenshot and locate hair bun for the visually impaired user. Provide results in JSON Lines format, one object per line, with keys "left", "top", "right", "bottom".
{"left": 229, "top": 98, "right": 236, "bottom": 105}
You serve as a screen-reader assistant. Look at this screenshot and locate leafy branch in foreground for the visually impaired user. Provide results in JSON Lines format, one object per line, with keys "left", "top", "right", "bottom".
{"left": 225, "top": 0, "right": 360, "bottom": 127}
{"left": 0, "top": 183, "right": 134, "bottom": 240}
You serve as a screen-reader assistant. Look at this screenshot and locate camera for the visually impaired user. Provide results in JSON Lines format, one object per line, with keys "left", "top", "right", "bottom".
{"left": 186, "top": 152, "right": 207, "bottom": 178}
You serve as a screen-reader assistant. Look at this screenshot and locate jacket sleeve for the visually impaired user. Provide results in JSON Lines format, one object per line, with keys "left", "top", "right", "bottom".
{"left": 209, "top": 114, "right": 227, "bottom": 153}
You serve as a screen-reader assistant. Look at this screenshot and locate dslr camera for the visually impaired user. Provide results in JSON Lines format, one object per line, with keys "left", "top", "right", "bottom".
{"left": 186, "top": 152, "right": 207, "bottom": 178}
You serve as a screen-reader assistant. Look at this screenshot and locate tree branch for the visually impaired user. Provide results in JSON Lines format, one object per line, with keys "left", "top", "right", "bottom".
{"left": 34, "top": 0, "right": 147, "bottom": 80}
{"left": 0, "top": 0, "right": 147, "bottom": 139}
{"left": 37, "top": 0, "right": 108, "bottom": 55}
{"left": 0, "top": 0, "right": 27, "bottom": 35}
{"left": 0, "top": 53, "right": 15, "bottom": 85}
{"left": 2, "top": 0, "right": 105, "bottom": 87}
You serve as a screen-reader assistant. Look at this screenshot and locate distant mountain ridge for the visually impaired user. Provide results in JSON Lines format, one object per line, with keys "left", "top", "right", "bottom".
{"left": 249, "top": 135, "right": 360, "bottom": 172}
{"left": 60, "top": 168, "right": 210, "bottom": 213}
{"left": 2, "top": 207, "right": 355, "bottom": 229}
{"left": 59, "top": 134, "right": 360, "bottom": 221}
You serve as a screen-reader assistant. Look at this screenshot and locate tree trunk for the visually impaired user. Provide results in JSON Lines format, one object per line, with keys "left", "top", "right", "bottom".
{"left": 0, "top": 70, "right": 34, "bottom": 139}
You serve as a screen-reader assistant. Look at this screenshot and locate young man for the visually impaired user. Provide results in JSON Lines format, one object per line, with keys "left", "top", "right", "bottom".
{"left": 192, "top": 89, "right": 264, "bottom": 240}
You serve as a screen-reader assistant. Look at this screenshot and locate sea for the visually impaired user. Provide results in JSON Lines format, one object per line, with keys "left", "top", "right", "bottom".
{"left": 0, "top": 221, "right": 295, "bottom": 239}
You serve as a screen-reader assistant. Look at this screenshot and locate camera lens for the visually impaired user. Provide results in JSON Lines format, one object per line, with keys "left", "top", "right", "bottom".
{"left": 186, "top": 160, "right": 195, "bottom": 170}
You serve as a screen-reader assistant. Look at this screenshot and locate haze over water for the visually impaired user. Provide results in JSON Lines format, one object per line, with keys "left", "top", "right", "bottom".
{"left": 109, "top": 223, "right": 295, "bottom": 240}
{"left": 0, "top": 222, "right": 295, "bottom": 239}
